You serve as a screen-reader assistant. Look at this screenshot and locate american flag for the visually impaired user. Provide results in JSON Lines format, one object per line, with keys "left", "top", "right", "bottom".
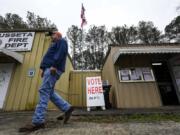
{"left": 81, "top": 4, "right": 87, "bottom": 28}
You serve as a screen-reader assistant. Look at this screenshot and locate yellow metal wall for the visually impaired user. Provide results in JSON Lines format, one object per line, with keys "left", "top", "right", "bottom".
{"left": 102, "top": 47, "right": 162, "bottom": 108}
{"left": 102, "top": 47, "right": 118, "bottom": 107}
{"left": 68, "top": 70, "right": 102, "bottom": 107}
{"left": 115, "top": 82, "right": 162, "bottom": 108}
{"left": 3, "top": 32, "right": 73, "bottom": 111}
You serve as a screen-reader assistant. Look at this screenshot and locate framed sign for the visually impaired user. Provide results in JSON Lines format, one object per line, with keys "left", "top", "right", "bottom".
{"left": 0, "top": 32, "right": 35, "bottom": 51}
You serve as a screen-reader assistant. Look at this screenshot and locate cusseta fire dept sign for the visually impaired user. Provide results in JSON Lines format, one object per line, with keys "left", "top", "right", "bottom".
{"left": 0, "top": 32, "right": 35, "bottom": 51}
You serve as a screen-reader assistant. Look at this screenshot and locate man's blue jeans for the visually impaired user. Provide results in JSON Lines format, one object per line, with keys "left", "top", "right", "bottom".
{"left": 32, "top": 68, "right": 71, "bottom": 125}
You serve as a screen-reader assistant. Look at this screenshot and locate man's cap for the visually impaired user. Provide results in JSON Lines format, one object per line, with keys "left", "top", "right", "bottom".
{"left": 53, "top": 31, "right": 62, "bottom": 37}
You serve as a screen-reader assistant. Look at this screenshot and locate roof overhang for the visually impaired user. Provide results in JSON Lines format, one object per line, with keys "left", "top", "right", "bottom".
{"left": 113, "top": 47, "right": 180, "bottom": 64}
{"left": 0, "top": 49, "right": 24, "bottom": 63}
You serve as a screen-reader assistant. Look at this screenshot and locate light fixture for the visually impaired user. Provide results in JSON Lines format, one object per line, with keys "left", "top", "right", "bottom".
{"left": 152, "top": 63, "right": 162, "bottom": 66}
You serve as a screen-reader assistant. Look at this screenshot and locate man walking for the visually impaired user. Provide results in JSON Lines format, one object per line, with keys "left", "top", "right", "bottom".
{"left": 19, "top": 31, "right": 73, "bottom": 132}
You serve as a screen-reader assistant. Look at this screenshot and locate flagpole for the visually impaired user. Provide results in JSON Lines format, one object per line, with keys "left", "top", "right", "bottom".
{"left": 80, "top": 3, "right": 87, "bottom": 109}
{"left": 81, "top": 3, "right": 85, "bottom": 71}
{"left": 81, "top": 27, "right": 84, "bottom": 70}
{"left": 81, "top": 26, "right": 84, "bottom": 108}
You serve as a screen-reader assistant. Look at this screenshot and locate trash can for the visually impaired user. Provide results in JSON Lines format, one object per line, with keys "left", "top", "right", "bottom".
{"left": 102, "top": 80, "right": 112, "bottom": 109}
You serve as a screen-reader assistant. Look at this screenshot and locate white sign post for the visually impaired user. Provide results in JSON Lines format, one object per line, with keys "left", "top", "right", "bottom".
{"left": 86, "top": 76, "right": 105, "bottom": 111}
{"left": 0, "top": 32, "right": 35, "bottom": 51}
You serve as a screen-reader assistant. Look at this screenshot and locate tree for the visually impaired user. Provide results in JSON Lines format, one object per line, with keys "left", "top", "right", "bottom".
{"left": 0, "top": 15, "right": 9, "bottom": 29}
{"left": 108, "top": 25, "right": 138, "bottom": 45}
{"left": 67, "top": 25, "right": 82, "bottom": 69}
{"left": 85, "top": 25, "right": 108, "bottom": 69}
{"left": 0, "top": 13, "right": 28, "bottom": 29}
{"left": 129, "top": 26, "right": 139, "bottom": 43}
{"left": 26, "top": 11, "right": 57, "bottom": 29}
{"left": 137, "top": 21, "right": 161, "bottom": 44}
{"left": 165, "top": 16, "right": 180, "bottom": 42}
{"left": 0, "top": 11, "right": 57, "bottom": 30}
{"left": 67, "top": 25, "right": 108, "bottom": 70}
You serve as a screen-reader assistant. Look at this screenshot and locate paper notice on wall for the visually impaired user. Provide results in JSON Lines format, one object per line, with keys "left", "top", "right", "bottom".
{"left": 119, "top": 69, "right": 130, "bottom": 81}
{"left": 142, "top": 67, "right": 154, "bottom": 81}
{"left": 130, "top": 68, "right": 142, "bottom": 80}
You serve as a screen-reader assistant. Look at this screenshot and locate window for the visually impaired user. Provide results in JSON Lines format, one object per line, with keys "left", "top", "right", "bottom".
{"left": 118, "top": 67, "right": 155, "bottom": 82}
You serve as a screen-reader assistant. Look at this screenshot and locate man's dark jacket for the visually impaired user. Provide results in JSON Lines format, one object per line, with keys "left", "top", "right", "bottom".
{"left": 40, "top": 38, "right": 68, "bottom": 72}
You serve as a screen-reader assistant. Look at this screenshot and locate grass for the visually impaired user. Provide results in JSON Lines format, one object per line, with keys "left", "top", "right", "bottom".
{"left": 74, "top": 113, "right": 180, "bottom": 123}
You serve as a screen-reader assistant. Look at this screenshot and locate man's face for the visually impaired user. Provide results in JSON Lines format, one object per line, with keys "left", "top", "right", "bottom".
{"left": 51, "top": 33, "right": 59, "bottom": 42}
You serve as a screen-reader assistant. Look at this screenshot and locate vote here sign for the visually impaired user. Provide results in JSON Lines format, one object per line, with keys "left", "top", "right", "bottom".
{"left": 86, "top": 76, "right": 105, "bottom": 107}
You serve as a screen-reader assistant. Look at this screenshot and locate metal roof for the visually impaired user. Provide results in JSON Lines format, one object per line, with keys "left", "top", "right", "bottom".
{"left": 113, "top": 47, "right": 180, "bottom": 64}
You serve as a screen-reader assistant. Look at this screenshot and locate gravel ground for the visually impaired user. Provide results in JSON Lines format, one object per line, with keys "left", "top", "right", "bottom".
{"left": 0, "top": 112, "right": 180, "bottom": 135}
{"left": 28, "top": 121, "right": 180, "bottom": 135}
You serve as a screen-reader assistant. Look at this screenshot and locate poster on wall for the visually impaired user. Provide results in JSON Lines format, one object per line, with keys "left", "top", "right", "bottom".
{"left": 119, "top": 69, "right": 130, "bottom": 81}
{"left": 0, "top": 32, "right": 35, "bottom": 51}
{"left": 130, "top": 68, "right": 142, "bottom": 80}
{"left": 86, "top": 76, "right": 105, "bottom": 108}
{"left": 142, "top": 68, "right": 154, "bottom": 81}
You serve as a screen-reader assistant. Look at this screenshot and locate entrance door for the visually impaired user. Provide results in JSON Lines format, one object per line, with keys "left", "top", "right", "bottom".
{"left": 152, "top": 62, "right": 179, "bottom": 105}
{"left": 0, "top": 63, "right": 13, "bottom": 108}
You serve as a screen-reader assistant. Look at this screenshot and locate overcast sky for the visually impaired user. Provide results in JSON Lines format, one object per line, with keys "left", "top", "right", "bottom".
{"left": 1, "top": 0, "right": 180, "bottom": 36}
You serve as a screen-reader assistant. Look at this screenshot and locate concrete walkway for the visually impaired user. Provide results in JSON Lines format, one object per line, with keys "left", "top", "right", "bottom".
{"left": 0, "top": 107, "right": 180, "bottom": 135}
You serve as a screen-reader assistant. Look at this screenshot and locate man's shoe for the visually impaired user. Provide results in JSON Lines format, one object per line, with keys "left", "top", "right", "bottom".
{"left": 18, "top": 123, "right": 45, "bottom": 132}
{"left": 63, "top": 107, "right": 74, "bottom": 124}
{"left": 57, "top": 114, "right": 64, "bottom": 120}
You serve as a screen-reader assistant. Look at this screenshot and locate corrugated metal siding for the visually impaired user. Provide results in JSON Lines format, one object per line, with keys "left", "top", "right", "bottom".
{"left": 102, "top": 47, "right": 117, "bottom": 107}
{"left": 68, "top": 71, "right": 102, "bottom": 107}
{"left": 3, "top": 32, "right": 73, "bottom": 111}
{"left": 115, "top": 82, "right": 162, "bottom": 108}
{"left": 102, "top": 47, "right": 162, "bottom": 108}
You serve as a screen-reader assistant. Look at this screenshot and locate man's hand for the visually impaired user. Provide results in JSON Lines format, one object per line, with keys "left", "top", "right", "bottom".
{"left": 40, "top": 69, "right": 44, "bottom": 78}
{"left": 50, "top": 67, "right": 57, "bottom": 75}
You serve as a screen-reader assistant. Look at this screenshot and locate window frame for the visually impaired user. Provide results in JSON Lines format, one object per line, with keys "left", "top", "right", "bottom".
{"left": 118, "top": 67, "right": 155, "bottom": 82}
